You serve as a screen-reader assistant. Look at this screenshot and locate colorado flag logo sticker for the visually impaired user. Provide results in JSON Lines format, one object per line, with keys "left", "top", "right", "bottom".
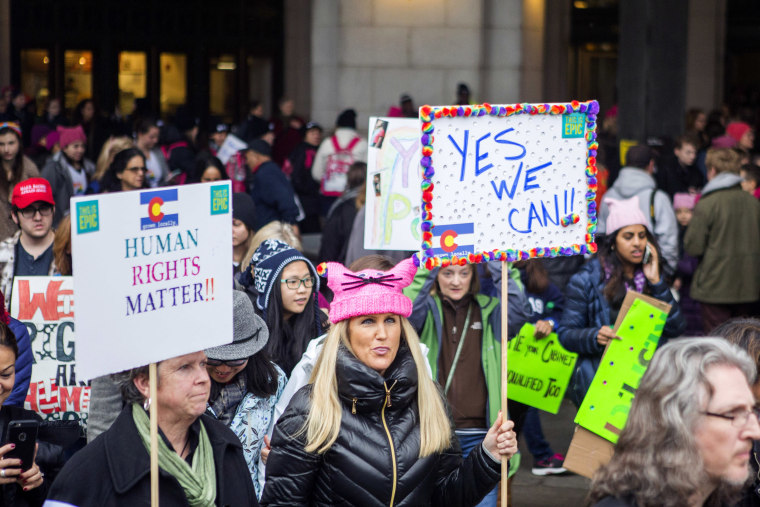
{"left": 431, "top": 222, "right": 475, "bottom": 256}
{"left": 140, "top": 189, "right": 179, "bottom": 230}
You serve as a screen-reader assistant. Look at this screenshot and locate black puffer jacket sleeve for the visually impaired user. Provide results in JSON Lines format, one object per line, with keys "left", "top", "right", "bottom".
{"left": 260, "top": 387, "right": 322, "bottom": 506}
{"left": 432, "top": 437, "right": 502, "bottom": 506}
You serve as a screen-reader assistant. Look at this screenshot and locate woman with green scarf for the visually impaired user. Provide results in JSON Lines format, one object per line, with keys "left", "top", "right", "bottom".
{"left": 46, "top": 350, "right": 257, "bottom": 506}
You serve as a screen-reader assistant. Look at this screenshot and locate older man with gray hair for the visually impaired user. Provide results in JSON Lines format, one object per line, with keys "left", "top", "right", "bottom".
{"left": 588, "top": 337, "right": 760, "bottom": 507}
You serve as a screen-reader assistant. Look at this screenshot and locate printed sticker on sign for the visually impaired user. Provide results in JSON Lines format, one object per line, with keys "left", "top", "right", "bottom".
{"left": 140, "top": 189, "right": 179, "bottom": 230}
{"left": 431, "top": 223, "right": 474, "bottom": 257}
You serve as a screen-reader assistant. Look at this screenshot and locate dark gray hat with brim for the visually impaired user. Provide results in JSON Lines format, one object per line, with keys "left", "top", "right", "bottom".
{"left": 206, "top": 291, "right": 269, "bottom": 360}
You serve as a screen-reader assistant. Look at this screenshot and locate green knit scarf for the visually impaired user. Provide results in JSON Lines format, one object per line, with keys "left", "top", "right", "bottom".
{"left": 132, "top": 404, "right": 217, "bottom": 506}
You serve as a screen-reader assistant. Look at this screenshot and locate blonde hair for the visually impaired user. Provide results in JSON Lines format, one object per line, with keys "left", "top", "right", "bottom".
{"left": 94, "top": 136, "right": 134, "bottom": 181}
{"left": 241, "top": 220, "right": 303, "bottom": 269}
{"left": 303, "top": 318, "right": 451, "bottom": 456}
{"left": 705, "top": 147, "right": 741, "bottom": 175}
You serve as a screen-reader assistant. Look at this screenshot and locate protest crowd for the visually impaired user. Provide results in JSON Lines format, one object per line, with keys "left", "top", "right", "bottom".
{"left": 0, "top": 78, "right": 759, "bottom": 507}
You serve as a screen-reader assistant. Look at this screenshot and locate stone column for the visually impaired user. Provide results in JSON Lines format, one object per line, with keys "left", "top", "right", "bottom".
{"left": 618, "top": 0, "right": 689, "bottom": 141}
{"left": 0, "top": 0, "right": 10, "bottom": 87}
{"left": 284, "top": 0, "right": 312, "bottom": 115}
{"left": 685, "top": 0, "right": 726, "bottom": 111}
{"left": 519, "top": 0, "right": 543, "bottom": 103}
{"left": 310, "top": 0, "right": 340, "bottom": 127}
{"left": 541, "top": 0, "right": 570, "bottom": 102}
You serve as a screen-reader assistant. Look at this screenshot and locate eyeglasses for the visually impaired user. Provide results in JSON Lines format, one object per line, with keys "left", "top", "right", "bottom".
{"left": 17, "top": 204, "right": 53, "bottom": 219}
{"left": 206, "top": 358, "right": 247, "bottom": 367}
{"left": 126, "top": 166, "right": 147, "bottom": 173}
{"left": 702, "top": 406, "right": 760, "bottom": 428}
{"left": 281, "top": 276, "right": 315, "bottom": 290}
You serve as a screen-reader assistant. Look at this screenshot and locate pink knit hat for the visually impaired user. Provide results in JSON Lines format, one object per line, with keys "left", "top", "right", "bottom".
{"left": 711, "top": 135, "right": 737, "bottom": 149}
{"left": 673, "top": 192, "right": 697, "bottom": 210}
{"left": 604, "top": 195, "right": 649, "bottom": 234}
{"left": 726, "top": 122, "right": 751, "bottom": 143}
{"left": 318, "top": 257, "right": 417, "bottom": 324}
{"left": 57, "top": 125, "right": 87, "bottom": 149}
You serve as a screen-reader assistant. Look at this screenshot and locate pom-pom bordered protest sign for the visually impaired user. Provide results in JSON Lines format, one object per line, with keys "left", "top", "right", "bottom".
{"left": 417, "top": 101, "right": 599, "bottom": 269}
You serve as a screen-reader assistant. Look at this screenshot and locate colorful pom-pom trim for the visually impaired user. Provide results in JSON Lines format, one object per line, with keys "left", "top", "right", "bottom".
{"left": 417, "top": 100, "right": 598, "bottom": 267}
{"left": 561, "top": 213, "right": 581, "bottom": 227}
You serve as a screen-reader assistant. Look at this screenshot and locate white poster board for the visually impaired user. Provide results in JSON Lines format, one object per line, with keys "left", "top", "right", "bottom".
{"left": 216, "top": 133, "right": 248, "bottom": 165}
{"left": 364, "top": 117, "right": 422, "bottom": 251}
{"left": 10, "top": 276, "right": 90, "bottom": 426}
{"left": 71, "top": 183, "right": 233, "bottom": 380}
{"left": 418, "top": 102, "right": 598, "bottom": 267}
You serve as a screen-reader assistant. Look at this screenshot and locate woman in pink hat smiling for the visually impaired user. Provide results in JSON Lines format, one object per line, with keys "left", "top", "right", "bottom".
{"left": 261, "top": 257, "right": 517, "bottom": 506}
{"left": 558, "top": 195, "right": 685, "bottom": 407}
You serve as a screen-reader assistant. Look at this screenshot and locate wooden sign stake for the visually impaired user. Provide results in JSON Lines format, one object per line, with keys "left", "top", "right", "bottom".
{"left": 150, "top": 362, "right": 159, "bottom": 507}
{"left": 500, "top": 260, "right": 509, "bottom": 506}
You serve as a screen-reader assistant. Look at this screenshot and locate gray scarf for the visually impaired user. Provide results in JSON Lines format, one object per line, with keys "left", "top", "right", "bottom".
{"left": 208, "top": 372, "right": 247, "bottom": 426}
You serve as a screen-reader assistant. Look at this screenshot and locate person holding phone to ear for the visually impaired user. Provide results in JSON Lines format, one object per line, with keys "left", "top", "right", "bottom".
{"left": 558, "top": 195, "right": 686, "bottom": 407}
{"left": 0, "top": 318, "right": 46, "bottom": 505}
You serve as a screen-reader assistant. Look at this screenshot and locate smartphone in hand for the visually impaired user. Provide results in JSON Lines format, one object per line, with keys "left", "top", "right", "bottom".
{"left": 643, "top": 244, "right": 652, "bottom": 265}
{"left": 4, "top": 420, "right": 38, "bottom": 471}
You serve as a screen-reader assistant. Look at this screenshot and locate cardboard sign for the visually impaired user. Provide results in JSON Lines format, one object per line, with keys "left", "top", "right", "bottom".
{"left": 71, "top": 183, "right": 233, "bottom": 380}
{"left": 417, "top": 101, "right": 599, "bottom": 269}
{"left": 216, "top": 133, "right": 247, "bottom": 165}
{"left": 574, "top": 292, "right": 671, "bottom": 443}
{"left": 563, "top": 425, "right": 615, "bottom": 479}
{"left": 506, "top": 323, "right": 578, "bottom": 414}
{"left": 364, "top": 117, "right": 422, "bottom": 251}
{"left": 10, "top": 277, "right": 90, "bottom": 427}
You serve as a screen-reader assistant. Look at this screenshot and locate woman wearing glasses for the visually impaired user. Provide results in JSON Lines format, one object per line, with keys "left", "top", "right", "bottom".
{"left": 205, "top": 291, "right": 286, "bottom": 500}
{"left": 100, "top": 147, "right": 150, "bottom": 193}
{"left": 247, "top": 239, "right": 326, "bottom": 376}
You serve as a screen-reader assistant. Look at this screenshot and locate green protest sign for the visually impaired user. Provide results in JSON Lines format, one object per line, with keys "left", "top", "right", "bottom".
{"left": 574, "top": 297, "right": 668, "bottom": 443}
{"left": 506, "top": 323, "right": 578, "bottom": 414}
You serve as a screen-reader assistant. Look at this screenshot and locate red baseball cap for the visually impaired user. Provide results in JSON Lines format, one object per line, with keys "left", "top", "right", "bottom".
{"left": 12, "top": 178, "right": 55, "bottom": 209}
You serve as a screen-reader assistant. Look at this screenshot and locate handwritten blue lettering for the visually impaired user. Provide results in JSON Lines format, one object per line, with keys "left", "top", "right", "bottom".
{"left": 490, "top": 162, "right": 523, "bottom": 200}
{"left": 494, "top": 128, "right": 527, "bottom": 160}
{"left": 475, "top": 133, "right": 493, "bottom": 176}
{"left": 507, "top": 190, "right": 575, "bottom": 234}
{"left": 542, "top": 196, "right": 559, "bottom": 226}
{"left": 524, "top": 161, "right": 552, "bottom": 191}
{"left": 508, "top": 208, "right": 530, "bottom": 234}
{"left": 447, "top": 131, "right": 469, "bottom": 181}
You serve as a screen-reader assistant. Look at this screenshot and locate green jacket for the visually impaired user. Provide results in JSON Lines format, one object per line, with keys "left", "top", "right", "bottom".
{"left": 405, "top": 265, "right": 530, "bottom": 426}
{"left": 684, "top": 173, "right": 760, "bottom": 304}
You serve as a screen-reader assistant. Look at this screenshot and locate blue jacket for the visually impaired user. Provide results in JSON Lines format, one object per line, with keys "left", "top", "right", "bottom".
{"left": 557, "top": 258, "right": 685, "bottom": 406}
{"left": 7, "top": 317, "right": 32, "bottom": 407}
{"left": 249, "top": 161, "right": 299, "bottom": 229}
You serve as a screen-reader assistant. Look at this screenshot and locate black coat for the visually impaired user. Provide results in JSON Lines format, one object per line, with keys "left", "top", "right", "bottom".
{"left": 318, "top": 192, "right": 358, "bottom": 264}
{"left": 47, "top": 405, "right": 257, "bottom": 507}
{"left": 736, "top": 440, "right": 760, "bottom": 506}
{"left": 261, "top": 344, "right": 502, "bottom": 506}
